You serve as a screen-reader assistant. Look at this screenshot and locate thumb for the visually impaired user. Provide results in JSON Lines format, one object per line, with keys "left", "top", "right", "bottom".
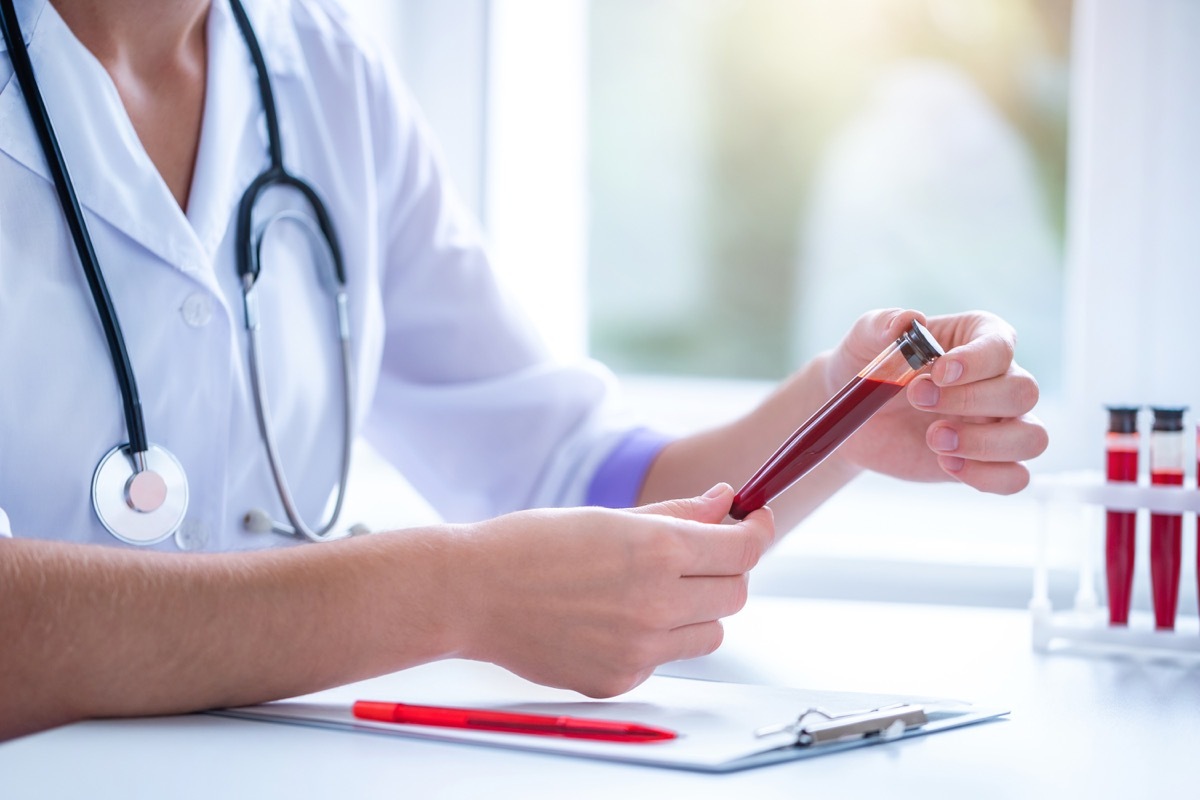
{"left": 632, "top": 483, "right": 734, "bottom": 524}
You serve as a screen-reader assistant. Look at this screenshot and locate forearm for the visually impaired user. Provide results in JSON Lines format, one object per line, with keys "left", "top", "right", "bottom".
{"left": 638, "top": 355, "right": 862, "bottom": 533}
{"left": 0, "top": 530, "right": 463, "bottom": 740}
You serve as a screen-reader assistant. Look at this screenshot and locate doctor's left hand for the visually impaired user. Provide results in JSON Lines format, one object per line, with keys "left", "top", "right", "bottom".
{"left": 447, "top": 484, "right": 774, "bottom": 699}
{"left": 830, "top": 308, "right": 1049, "bottom": 494}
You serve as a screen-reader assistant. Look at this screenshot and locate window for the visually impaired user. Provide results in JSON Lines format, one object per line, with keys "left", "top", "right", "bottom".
{"left": 588, "top": 0, "right": 1070, "bottom": 394}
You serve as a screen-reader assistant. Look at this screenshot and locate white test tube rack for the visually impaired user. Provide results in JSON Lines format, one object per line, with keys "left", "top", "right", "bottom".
{"left": 1029, "top": 471, "right": 1200, "bottom": 658}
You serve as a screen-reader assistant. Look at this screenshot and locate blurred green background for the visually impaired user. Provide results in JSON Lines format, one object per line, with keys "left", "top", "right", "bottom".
{"left": 588, "top": 0, "right": 1071, "bottom": 389}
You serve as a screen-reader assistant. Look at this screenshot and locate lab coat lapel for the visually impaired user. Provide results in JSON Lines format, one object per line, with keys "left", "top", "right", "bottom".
{"left": 183, "top": 0, "right": 306, "bottom": 263}
{"left": 185, "top": 0, "right": 262, "bottom": 263}
{"left": 0, "top": 0, "right": 203, "bottom": 273}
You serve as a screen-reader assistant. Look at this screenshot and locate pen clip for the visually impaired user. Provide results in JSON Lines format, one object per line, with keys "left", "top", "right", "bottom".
{"left": 754, "top": 703, "right": 927, "bottom": 747}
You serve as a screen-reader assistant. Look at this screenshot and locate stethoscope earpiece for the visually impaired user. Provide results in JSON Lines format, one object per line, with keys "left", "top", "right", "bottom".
{"left": 243, "top": 509, "right": 369, "bottom": 539}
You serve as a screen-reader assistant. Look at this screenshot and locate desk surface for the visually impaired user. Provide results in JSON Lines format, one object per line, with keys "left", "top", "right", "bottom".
{"left": 3, "top": 597, "right": 1196, "bottom": 799}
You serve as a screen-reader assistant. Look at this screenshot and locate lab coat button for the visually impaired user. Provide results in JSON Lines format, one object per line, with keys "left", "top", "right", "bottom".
{"left": 181, "top": 293, "right": 214, "bottom": 327}
{"left": 174, "top": 519, "right": 210, "bottom": 551}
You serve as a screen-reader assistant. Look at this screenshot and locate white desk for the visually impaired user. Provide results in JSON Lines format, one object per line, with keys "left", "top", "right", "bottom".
{"left": 3, "top": 597, "right": 1195, "bottom": 799}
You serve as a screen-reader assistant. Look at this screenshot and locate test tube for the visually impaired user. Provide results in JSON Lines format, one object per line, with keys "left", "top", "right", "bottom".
{"left": 730, "top": 320, "right": 944, "bottom": 520}
{"left": 1103, "top": 406, "right": 1139, "bottom": 626}
{"left": 1149, "top": 407, "right": 1186, "bottom": 630}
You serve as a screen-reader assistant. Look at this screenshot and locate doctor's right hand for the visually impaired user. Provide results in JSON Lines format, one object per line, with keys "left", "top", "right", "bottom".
{"left": 450, "top": 483, "right": 774, "bottom": 698}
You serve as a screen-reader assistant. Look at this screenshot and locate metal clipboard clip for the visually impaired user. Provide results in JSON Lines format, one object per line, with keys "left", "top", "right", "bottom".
{"left": 754, "top": 703, "right": 928, "bottom": 747}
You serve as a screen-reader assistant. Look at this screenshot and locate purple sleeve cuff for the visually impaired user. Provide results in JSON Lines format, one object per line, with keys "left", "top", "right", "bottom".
{"left": 585, "top": 428, "right": 673, "bottom": 509}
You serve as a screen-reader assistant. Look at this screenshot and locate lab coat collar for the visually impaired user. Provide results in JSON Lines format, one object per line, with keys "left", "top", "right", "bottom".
{"left": 0, "top": 0, "right": 304, "bottom": 66}
{"left": 187, "top": 0, "right": 269, "bottom": 262}
{"left": 0, "top": 1, "right": 192, "bottom": 272}
{"left": 0, "top": 0, "right": 305, "bottom": 274}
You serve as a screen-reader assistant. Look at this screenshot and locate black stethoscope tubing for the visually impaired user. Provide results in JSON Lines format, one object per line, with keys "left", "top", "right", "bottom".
{"left": 0, "top": 0, "right": 150, "bottom": 456}
{"left": 227, "top": 0, "right": 346, "bottom": 290}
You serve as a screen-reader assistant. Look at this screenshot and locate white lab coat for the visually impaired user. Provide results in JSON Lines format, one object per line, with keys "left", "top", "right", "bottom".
{"left": 0, "top": 0, "right": 655, "bottom": 549}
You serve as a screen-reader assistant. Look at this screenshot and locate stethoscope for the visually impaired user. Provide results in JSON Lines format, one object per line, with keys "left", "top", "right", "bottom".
{"left": 0, "top": 0, "right": 358, "bottom": 545}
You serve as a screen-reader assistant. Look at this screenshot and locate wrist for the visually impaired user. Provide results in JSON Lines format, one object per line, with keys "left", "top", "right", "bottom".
{"left": 413, "top": 523, "right": 477, "bottom": 662}
{"left": 323, "top": 524, "right": 473, "bottom": 667}
{"left": 430, "top": 518, "right": 498, "bottom": 664}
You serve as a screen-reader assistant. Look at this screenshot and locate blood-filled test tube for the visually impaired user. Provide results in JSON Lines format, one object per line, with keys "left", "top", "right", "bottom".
{"left": 1103, "top": 406, "right": 1139, "bottom": 626}
{"left": 729, "top": 320, "right": 944, "bottom": 520}
{"left": 1149, "top": 407, "right": 1186, "bottom": 630}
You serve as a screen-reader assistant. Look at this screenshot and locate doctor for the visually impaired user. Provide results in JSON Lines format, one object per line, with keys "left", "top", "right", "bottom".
{"left": 0, "top": 0, "right": 1047, "bottom": 741}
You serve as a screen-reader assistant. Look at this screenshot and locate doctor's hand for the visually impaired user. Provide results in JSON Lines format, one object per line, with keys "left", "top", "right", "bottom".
{"left": 829, "top": 308, "right": 1048, "bottom": 494}
{"left": 450, "top": 484, "right": 773, "bottom": 698}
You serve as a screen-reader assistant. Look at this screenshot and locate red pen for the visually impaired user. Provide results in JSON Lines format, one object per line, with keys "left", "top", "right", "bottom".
{"left": 352, "top": 701, "right": 677, "bottom": 743}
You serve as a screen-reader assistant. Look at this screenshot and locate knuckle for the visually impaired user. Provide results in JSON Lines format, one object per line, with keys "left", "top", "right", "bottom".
{"left": 736, "top": 536, "right": 755, "bottom": 573}
{"left": 623, "top": 638, "right": 657, "bottom": 674}
{"left": 1004, "top": 337, "right": 1017, "bottom": 364}
{"left": 956, "top": 380, "right": 981, "bottom": 414}
{"left": 1016, "top": 373, "right": 1040, "bottom": 412}
{"left": 642, "top": 595, "right": 676, "bottom": 629}
{"left": 983, "top": 464, "right": 1030, "bottom": 496}
{"left": 582, "top": 670, "right": 642, "bottom": 699}
{"left": 590, "top": 652, "right": 644, "bottom": 698}
{"left": 654, "top": 498, "right": 693, "bottom": 520}
{"left": 972, "top": 429, "right": 996, "bottom": 461}
{"left": 702, "top": 622, "right": 725, "bottom": 656}
{"left": 1030, "top": 422, "right": 1051, "bottom": 457}
{"left": 1003, "top": 466, "right": 1031, "bottom": 495}
{"left": 721, "top": 576, "right": 749, "bottom": 616}
{"left": 737, "top": 531, "right": 763, "bottom": 572}
{"left": 991, "top": 331, "right": 1017, "bottom": 364}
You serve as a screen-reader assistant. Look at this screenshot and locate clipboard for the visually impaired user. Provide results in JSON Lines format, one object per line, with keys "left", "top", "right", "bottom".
{"left": 212, "top": 660, "right": 1006, "bottom": 773}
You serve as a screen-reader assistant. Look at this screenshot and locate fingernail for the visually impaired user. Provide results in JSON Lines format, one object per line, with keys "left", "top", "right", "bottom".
{"left": 940, "top": 455, "right": 966, "bottom": 473}
{"left": 703, "top": 483, "right": 729, "bottom": 499}
{"left": 931, "top": 427, "right": 959, "bottom": 452}
{"left": 940, "top": 360, "right": 964, "bottom": 385}
{"left": 911, "top": 380, "right": 939, "bottom": 408}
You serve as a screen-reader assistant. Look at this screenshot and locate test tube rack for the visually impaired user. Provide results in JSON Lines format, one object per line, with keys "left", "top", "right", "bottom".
{"left": 1029, "top": 471, "right": 1200, "bottom": 659}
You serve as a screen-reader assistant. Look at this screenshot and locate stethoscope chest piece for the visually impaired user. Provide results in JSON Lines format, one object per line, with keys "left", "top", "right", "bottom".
{"left": 92, "top": 444, "right": 189, "bottom": 545}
